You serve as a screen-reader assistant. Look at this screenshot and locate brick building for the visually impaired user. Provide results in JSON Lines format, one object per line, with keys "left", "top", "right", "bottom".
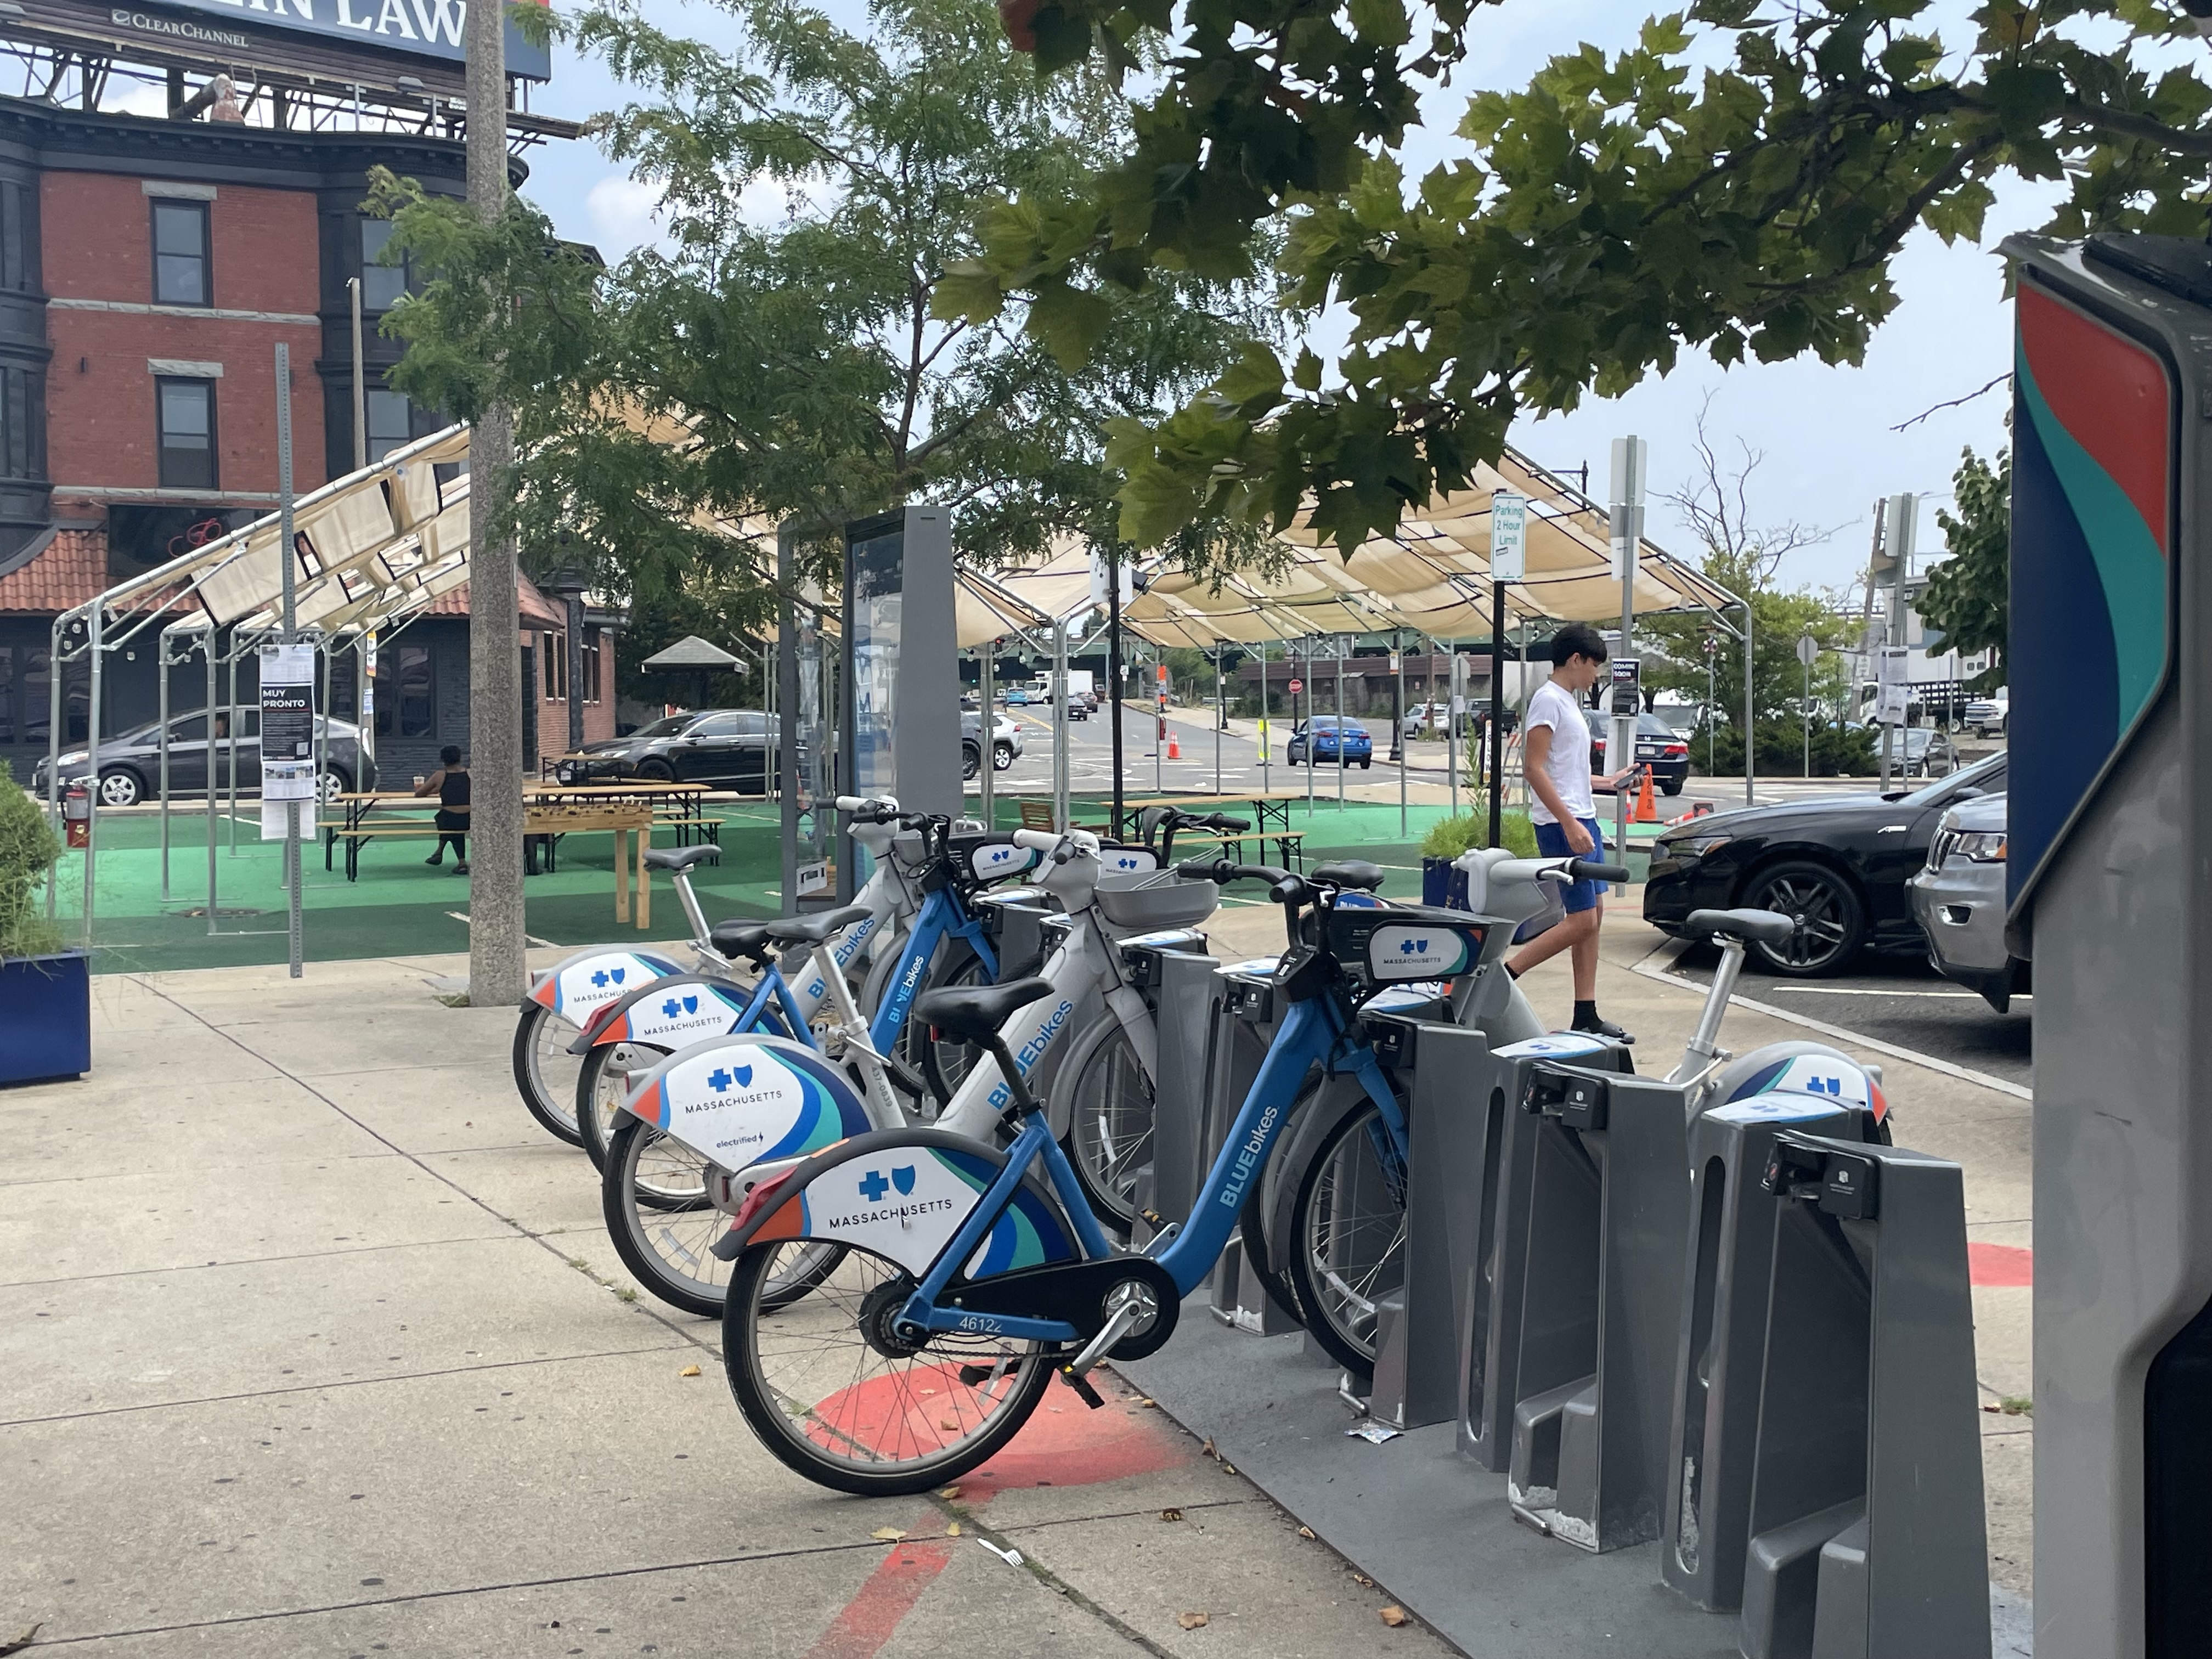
{"left": 0, "top": 95, "right": 616, "bottom": 788}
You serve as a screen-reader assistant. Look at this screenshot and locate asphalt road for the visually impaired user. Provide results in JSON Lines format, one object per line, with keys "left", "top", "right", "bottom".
{"left": 1651, "top": 935, "right": 2032, "bottom": 1091}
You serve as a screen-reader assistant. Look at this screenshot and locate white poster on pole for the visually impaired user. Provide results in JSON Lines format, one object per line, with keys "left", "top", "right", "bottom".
{"left": 1876, "top": 647, "right": 1910, "bottom": 725}
{"left": 1490, "top": 490, "right": 1527, "bottom": 583}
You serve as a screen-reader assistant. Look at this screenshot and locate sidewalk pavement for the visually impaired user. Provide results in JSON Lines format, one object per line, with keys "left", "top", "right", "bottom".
{"left": 1201, "top": 899, "right": 2035, "bottom": 1603}
{"left": 1, "top": 953, "right": 1459, "bottom": 1658}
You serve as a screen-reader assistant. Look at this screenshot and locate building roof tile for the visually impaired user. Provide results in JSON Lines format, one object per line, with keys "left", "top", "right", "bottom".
{"left": 0, "top": 529, "right": 106, "bottom": 615}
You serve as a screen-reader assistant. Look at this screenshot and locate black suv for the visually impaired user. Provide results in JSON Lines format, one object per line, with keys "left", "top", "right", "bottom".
{"left": 555, "top": 709, "right": 781, "bottom": 788}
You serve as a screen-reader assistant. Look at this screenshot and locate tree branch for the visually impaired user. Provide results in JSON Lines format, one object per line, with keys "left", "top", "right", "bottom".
{"left": 1891, "top": 373, "right": 2009, "bottom": 433}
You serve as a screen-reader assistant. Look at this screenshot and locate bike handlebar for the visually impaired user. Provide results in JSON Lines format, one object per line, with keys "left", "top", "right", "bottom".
{"left": 1568, "top": 857, "right": 1632, "bottom": 884}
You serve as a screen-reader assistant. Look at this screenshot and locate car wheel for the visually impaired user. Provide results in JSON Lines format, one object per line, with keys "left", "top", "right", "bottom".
{"left": 994, "top": 741, "right": 1014, "bottom": 771}
{"left": 1741, "top": 860, "right": 1866, "bottom": 977}
{"left": 1662, "top": 778, "right": 1683, "bottom": 797}
{"left": 97, "top": 769, "right": 143, "bottom": 808}
{"left": 962, "top": 744, "right": 981, "bottom": 781}
{"left": 319, "top": 766, "right": 351, "bottom": 804}
{"left": 636, "top": 759, "right": 675, "bottom": 782}
{"left": 1359, "top": 758, "right": 1371, "bottom": 769}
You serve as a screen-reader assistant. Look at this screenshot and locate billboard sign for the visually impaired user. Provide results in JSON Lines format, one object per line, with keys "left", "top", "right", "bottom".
{"left": 66, "top": 0, "right": 550, "bottom": 81}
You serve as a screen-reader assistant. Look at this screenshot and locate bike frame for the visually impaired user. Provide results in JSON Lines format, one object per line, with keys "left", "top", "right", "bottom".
{"left": 867, "top": 881, "right": 998, "bottom": 1054}
{"left": 897, "top": 989, "right": 1404, "bottom": 1345}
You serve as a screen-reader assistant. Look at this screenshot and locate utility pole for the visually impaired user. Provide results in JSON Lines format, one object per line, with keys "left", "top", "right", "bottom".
{"left": 1106, "top": 544, "right": 1126, "bottom": 836}
{"left": 1798, "top": 634, "right": 1817, "bottom": 778}
{"left": 1609, "top": 437, "right": 1647, "bottom": 871}
{"left": 1878, "top": 494, "right": 1916, "bottom": 791}
{"left": 465, "top": 0, "right": 525, "bottom": 1006}
{"left": 1488, "top": 490, "right": 1527, "bottom": 851}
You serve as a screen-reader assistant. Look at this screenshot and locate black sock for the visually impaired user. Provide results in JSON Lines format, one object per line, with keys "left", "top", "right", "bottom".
{"left": 1504, "top": 962, "right": 1521, "bottom": 980}
{"left": 1573, "top": 1000, "right": 1598, "bottom": 1025}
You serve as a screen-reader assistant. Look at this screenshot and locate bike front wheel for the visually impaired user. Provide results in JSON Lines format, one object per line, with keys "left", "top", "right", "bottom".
{"left": 511, "top": 1003, "right": 585, "bottom": 1148}
{"left": 1062, "top": 1016, "right": 1154, "bottom": 1235}
{"left": 602, "top": 1115, "right": 843, "bottom": 1316}
{"left": 1287, "top": 1102, "right": 1408, "bottom": 1376}
{"left": 723, "top": 1240, "right": 1054, "bottom": 1496}
{"left": 575, "top": 1040, "right": 666, "bottom": 1172}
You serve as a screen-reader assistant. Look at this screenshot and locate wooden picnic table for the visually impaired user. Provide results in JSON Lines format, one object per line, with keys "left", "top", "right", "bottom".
{"left": 320, "top": 793, "right": 662, "bottom": 929}
{"left": 1107, "top": 789, "right": 1314, "bottom": 869}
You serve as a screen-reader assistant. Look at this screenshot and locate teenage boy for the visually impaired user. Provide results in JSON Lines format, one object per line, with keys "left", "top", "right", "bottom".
{"left": 1506, "top": 622, "right": 1639, "bottom": 1040}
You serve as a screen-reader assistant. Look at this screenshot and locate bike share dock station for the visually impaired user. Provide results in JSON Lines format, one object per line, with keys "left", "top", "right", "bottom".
{"left": 1117, "top": 913, "right": 2004, "bottom": 1658}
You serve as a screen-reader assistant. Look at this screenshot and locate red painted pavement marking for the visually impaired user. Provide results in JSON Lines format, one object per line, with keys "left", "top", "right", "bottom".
{"left": 802, "top": 1519, "right": 952, "bottom": 1659}
{"left": 1970, "top": 1243, "right": 2032, "bottom": 1287}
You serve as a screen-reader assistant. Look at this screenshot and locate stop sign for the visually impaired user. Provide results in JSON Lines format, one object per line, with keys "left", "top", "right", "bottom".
{"left": 1288, "top": 679, "right": 1304, "bottom": 696}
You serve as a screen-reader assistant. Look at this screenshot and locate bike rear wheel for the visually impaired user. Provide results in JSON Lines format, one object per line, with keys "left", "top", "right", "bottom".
{"left": 602, "top": 1115, "right": 842, "bottom": 1316}
{"left": 1063, "top": 1018, "right": 1154, "bottom": 1234}
{"left": 511, "top": 1003, "right": 585, "bottom": 1148}
{"left": 1287, "top": 1102, "right": 1408, "bottom": 1376}
{"left": 723, "top": 1240, "right": 1054, "bottom": 1496}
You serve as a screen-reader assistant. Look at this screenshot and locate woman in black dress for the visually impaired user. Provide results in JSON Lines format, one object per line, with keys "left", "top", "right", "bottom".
{"left": 414, "top": 744, "right": 471, "bottom": 874}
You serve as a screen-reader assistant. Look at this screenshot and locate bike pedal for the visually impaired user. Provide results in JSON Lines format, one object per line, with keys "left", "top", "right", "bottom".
{"left": 1057, "top": 1365, "right": 1107, "bottom": 1410}
{"left": 956, "top": 1364, "right": 994, "bottom": 1387}
{"left": 1138, "top": 1209, "right": 1166, "bottom": 1229}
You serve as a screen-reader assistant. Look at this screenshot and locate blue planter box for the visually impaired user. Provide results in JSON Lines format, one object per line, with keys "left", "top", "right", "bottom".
{"left": 0, "top": 950, "right": 91, "bottom": 1085}
{"left": 1421, "top": 856, "right": 1470, "bottom": 910}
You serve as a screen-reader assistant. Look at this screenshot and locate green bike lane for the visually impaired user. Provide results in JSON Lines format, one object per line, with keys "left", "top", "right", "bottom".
{"left": 0, "top": 952, "right": 1457, "bottom": 1658}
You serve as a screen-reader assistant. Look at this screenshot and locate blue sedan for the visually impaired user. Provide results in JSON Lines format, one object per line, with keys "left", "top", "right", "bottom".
{"left": 1286, "top": 716, "right": 1373, "bottom": 768}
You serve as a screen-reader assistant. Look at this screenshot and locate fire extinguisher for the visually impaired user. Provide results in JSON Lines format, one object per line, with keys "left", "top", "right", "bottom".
{"left": 63, "top": 783, "right": 90, "bottom": 849}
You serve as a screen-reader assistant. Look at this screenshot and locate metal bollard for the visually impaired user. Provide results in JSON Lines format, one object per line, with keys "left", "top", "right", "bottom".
{"left": 1505, "top": 1062, "right": 1698, "bottom": 1553}
{"left": 1205, "top": 958, "right": 1305, "bottom": 1334}
{"left": 1120, "top": 940, "right": 1217, "bottom": 1235}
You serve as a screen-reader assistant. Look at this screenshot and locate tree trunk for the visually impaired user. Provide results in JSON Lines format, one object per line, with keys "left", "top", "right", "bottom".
{"left": 465, "top": 0, "right": 526, "bottom": 1007}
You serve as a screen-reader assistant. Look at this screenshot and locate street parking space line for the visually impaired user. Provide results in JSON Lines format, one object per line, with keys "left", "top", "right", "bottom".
{"left": 1629, "top": 952, "right": 2033, "bottom": 1103}
{"left": 1765, "top": 984, "right": 2005, "bottom": 1000}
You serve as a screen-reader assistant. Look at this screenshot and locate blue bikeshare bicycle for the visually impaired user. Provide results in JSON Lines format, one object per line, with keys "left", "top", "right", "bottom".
{"left": 704, "top": 855, "right": 1486, "bottom": 1493}
{"left": 508, "top": 794, "right": 912, "bottom": 1146}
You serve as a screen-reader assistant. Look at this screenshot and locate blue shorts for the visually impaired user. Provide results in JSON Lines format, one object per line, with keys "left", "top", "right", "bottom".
{"left": 1533, "top": 816, "right": 1607, "bottom": 913}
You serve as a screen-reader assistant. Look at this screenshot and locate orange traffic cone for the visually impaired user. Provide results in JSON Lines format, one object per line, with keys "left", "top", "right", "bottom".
{"left": 1167, "top": 730, "right": 1182, "bottom": 759}
{"left": 1632, "top": 766, "right": 1658, "bottom": 823}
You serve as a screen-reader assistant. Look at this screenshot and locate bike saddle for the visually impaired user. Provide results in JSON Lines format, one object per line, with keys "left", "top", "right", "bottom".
{"left": 1685, "top": 907, "right": 1797, "bottom": 945}
{"left": 708, "top": 919, "right": 780, "bottom": 963}
{"left": 643, "top": 845, "right": 721, "bottom": 872}
{"left": 761, "top": 904, "right": 870, "bottom": 947}
{"left": 1313, "top": 859, "right": 1386, "bottom": 891}
{"left": 913, "top": 976, "right": 1058, "bottom": 1043}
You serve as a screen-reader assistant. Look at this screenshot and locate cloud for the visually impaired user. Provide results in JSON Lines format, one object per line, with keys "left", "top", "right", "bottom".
{"left": 584, "top": 174, "right": 667, "bottom": 258}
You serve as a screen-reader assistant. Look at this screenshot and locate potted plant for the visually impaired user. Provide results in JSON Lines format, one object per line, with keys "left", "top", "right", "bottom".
{"left": 1, "top": 759, "right": 89, "bottom": 1085}
{"left": 1419, "top": 805, "right": 1541, "bottom": 907}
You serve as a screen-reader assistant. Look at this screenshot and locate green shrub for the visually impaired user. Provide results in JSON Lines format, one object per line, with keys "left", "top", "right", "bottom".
{"left": 1690, "top": 720, "right": 1876, "bottom": 778}
{"left": 0, "top": 759, "right": 63, "bottom": 958}
{"left": 1420, "top": 805, "right": 1538, "bottom": 860}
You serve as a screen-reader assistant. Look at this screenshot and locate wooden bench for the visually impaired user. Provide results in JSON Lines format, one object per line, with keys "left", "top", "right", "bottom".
{"left": 1173, "top": 827, "right": 1305, "bottom": 870}
{"left": 1016, "top": 800, "right": 1108, "bottom": 834}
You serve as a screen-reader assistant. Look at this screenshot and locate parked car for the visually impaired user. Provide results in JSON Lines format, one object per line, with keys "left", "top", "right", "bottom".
{"left": 555, "top": 708, "right": 781, "bottom": 788}
{"left": 1002, "top": 686, "right": 1035, "bottom": 708}
{"left": 1066, "top": 690, "right": 1096, "bottom": 720}
{"left": 34, "top": 710, "right": 376, "bottom": 806}
{"left": 961, "top": 689, "right": 982, "bottom": 711}
{"left": 962, "top": 711, "right": 1023, "bottom": 777}
{"left": 1643, "top": 751, "right": 2008, "bottom": 975}
{"left": 1905, "top": 792, "right": 2027, "bottom": 1011}
{"left": 1286, "top": 716, "right": 1373, "bottom": 768}
{"left": 1963, "top": 687, "right": 2009, "bottom": 736}
{"left": 1894, "top": 726, "right": 1959, "bottom": 778}
{"left": 1579, "top": 708, "right": 1691, "bottom": 795}
{"left": 1401, "top": 701, "right": 1454, "bottom": 738}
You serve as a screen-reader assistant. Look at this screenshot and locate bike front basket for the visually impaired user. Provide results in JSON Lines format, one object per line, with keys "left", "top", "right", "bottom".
{"left": 1095, "top": 871, "right": 1219, "bottom": 932}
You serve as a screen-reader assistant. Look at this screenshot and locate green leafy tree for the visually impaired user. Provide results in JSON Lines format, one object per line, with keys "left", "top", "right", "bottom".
{"left": 0, "top": 759, "right": 63, "bottom": 958}
{"left": 1924, "top": 445, "right": 2011, "bottom": 690}
{"left": 373, "top": 0, "right": 1273, "bottom": 630}
{"left": 942, "top": 2, "right": 2212, "bottom": 552}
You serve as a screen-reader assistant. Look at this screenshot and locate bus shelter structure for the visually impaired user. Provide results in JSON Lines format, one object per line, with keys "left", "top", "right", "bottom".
{"left": 41, "top": 425, "right": 473, "bottom": 945}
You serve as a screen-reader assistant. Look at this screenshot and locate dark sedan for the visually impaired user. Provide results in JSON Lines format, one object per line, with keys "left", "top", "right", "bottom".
{"left": 1643, "top": 751, "right": 2008, "bottom": 975}
{"left": 555, "top": 709, "right": 781, "bottom": 788}
{"left": 33, "top": 710, "right": 376, "bottom": 806}
{"left": 1581, "top": 709, "right": 1691, "bottom": 795}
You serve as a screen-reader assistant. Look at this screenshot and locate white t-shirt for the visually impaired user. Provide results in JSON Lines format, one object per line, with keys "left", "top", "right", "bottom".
{"left": 1522, "top": 678, "right": 1595, "bottom": 826}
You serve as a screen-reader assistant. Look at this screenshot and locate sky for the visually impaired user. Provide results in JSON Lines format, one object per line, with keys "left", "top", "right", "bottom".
{"left": 506, "top": 0, "right": 2075, "bottom": 596}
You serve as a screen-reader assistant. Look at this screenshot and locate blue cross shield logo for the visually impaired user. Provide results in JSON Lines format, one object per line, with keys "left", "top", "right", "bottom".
{"left": 682, "top": 994, "right": 699, "bottom": 1014}
{"left": 610, "top": 968, "right": 627, "bottom": 985}
{"left": 733, "top": 1064, "right": 753, "bottom": 1088}
{"left": 662, "top": 997, "right": 682, "bottom": 1018}
{"left": 857, "top": 1169, "right": 890, "bottom": 1202}
{"left": 708, "top": 1067, "right": 732, "bottom": 1091}
{"left": 892, "top": 1165, "right": 917, "bottom": 1196}
{"left": 591, "top": 969, "right": 610, "bottom": 988}
{"left": 1401, "top": 938, "right": 1429, "bottom": 955}
{"left": 1117, "top": 856, "right": 1138, "bottom": 870}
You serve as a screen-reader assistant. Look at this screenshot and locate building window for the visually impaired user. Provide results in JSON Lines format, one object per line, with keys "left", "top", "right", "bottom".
{"left": 360, "top": 218, "right": 408, "bottom": 312}
{"left": 156, "top": 377, "right": 217, "bottom": 489}
{"left": 365, "top": 389, "right": 413, "bottom": 462}
{"left": 151, "top": 199, "right": 211, "bottom": 307}
{"left": 14, "top": 646, "right": 84, "bottom": 746}
{"left": 375, "top": 642, "right": 435, "bottom": 739}
{"left": 541, "top": 630, "right": 567, "bottom": 703}
{"left": 583, "top": 632, "right": 602, "bottom": 704}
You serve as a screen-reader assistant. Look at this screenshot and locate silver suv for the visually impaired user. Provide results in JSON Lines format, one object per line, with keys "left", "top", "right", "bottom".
{"left": 1905, "top": 792, "right": 2027, "bottom": 1011}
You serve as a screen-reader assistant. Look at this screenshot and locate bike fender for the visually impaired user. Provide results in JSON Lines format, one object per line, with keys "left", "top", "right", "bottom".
{"left": 1260, "top": 1072, "right": 1372, "bottom": 1279}
{"left": 527, "top": 947, "right": 686, "bottom": 1021}
{"left": 571, "top": 972, "right": 754, "bottom": 1053}
{"left": 1711, "top": 1040, "right": 1889, "bottom": 1128}
{"left": 724, "top": 1127, "right": 1081, "bottom": 1282}
{"left": 618, "top": 1034, "right": 874, "bottom": 1173}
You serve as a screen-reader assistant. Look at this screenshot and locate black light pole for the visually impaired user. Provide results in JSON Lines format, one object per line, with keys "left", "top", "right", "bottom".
{"left": 1488, "top": 577, "right": 1508, "bottom": 851}
{"left": 1107, "top": 544, "right": 1125, "bottom": 836}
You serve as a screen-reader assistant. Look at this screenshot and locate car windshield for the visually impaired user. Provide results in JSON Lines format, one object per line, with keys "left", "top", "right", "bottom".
{"left": 629, "top": 715, "right": 696, "bottom": 740}
{"left": 1901, "top": 750, "right": 2005, "bottom": 806}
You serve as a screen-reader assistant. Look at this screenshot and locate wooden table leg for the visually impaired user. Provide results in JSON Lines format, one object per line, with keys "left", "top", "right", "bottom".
{"left": 637, "top": 823, "right": 651, "bottom": 930}
{"left": 614, "top": 827, "right": 630, "bottom": 924}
